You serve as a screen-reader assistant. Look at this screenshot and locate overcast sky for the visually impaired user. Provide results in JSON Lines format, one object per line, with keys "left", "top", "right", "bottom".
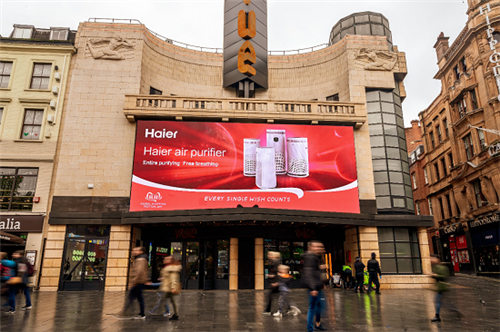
{"left": 1, "top": 0, "right": 469, "bottom": 126}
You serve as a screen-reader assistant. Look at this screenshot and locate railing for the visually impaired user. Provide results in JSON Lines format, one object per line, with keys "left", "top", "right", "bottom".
{"left": 125, "top": 95, "right": 365, "bottom": 126}
{"left": 87, "top": 18, "right": 331, "bottom": 55}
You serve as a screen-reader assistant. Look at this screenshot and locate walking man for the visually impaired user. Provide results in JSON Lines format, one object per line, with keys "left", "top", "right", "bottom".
{"left": 353, "top": 256, "right": 365, "bottom": 293}
{"left": 122, "top": 247, "right": 149, "bottom": 319}
{"left": 367, "top": 252, "right": 381, "bottom": 294}
{"left": 263, "top": 251, "right": 280, "bottom": 315}
{"left": 303, "top": 241, "right": 327, "bottom": 331}
{"left": 430, "top": 254, "right": 462, "bottom": 322}
{"left": 12, "top": 250, "right": 32, "bottom": 310}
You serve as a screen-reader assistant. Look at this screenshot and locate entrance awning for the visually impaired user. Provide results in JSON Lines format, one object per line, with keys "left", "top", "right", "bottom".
{"left": 0, "top": 231, "right": 26, "bottom": 245}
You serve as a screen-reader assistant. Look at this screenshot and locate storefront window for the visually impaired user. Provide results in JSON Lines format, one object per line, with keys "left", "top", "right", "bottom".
{"left": 378, "top": 227, "right": 421, "bottom": 274}
{"left": 264, "top": 239, "right": 305, "bottom": 287}
{"left": 0, "top": 167, "right": 38, "bottom": 211}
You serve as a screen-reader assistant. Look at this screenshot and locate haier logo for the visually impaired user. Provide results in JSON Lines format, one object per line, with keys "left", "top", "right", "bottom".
{"left": 145, "top": 129, "right": 178, "bottom": 139}
{"left": 145, "top": 192, "right": 163, "bottom": 202}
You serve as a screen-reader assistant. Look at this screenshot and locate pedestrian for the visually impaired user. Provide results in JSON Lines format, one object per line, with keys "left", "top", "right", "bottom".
{"left": 303, "top": 240, "right": 327, "bottom": 332}
{"left": 367, "top": 252, "right": 381, "bottom": 294}
{"left": 1, "top": 252, "right": 17, "bottom": 313}
{"left": 121, "top": 247, "right": 149, "bottom": 319}
{"left": 430, "top": 254, "right": 462, "bottom": 322}
{"left": 263, "top": 251, "right": 280, "bottom": 315}
{"left": 159, "top": 256, "right": 182, "bottom": 320}
{"left": 341, "top": 264, "right": 353, "bottom": 289}
{"left": 12, "top": 250, "right": 32, "bottom": 310}
{"left": 353, "top": 256, "right": 365, "bottom": 293}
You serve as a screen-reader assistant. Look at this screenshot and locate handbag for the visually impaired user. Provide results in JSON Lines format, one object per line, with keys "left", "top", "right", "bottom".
{"left": 6, "top": 276, "right": 22, "bottom": 285}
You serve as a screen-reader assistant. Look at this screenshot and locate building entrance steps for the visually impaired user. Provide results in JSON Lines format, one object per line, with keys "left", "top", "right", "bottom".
{"left": 2, "top": 276, "right": 499, "bottom": 331}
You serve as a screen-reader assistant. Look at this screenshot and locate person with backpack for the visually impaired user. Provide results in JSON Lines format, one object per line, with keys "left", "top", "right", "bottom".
{"left": 1, "top": 252, "right": 17, "bottom": 313}
{"left": 12, "top": 250, "right": 33, "bottom": 310}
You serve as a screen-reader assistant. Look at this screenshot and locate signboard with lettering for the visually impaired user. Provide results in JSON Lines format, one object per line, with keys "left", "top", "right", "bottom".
{"left": 0, "top": 215, "right": 44, "bottom": 233}
{"left": 469, "top": 213, "right": 499, "bottom": 228}
{"left": 223, "top": 0, "right": 268, "bottom": 90}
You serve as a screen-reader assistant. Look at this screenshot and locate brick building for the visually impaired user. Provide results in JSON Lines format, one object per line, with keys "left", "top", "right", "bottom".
{"left": 418, "top": 0, "right": 500, "bottom": 276}
{"left": 35, "top": 6, "right": 435, "bottom": 292}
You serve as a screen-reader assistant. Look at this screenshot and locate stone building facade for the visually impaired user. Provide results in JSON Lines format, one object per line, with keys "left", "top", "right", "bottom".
{"left": 39, "top": 10, "right": 433, "bottom": 292}
{"left": 418, "top": 0, "right": 500, "bottom": 276}
{"left": 0, "top": 25, "right": 75, "bottom": 286}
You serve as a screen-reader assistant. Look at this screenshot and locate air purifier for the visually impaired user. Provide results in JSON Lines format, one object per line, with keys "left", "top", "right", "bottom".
{"left": 255, "top": 147, "right": 277, "bottom": 189}
{"left": 287, "top": 137, "right": 309, "bottom": 177}
{"left": 266, "top": 129, "right": 286, "bottom": 174}
{"left": 243, "top": 138, "right": 260, "bottom": 176}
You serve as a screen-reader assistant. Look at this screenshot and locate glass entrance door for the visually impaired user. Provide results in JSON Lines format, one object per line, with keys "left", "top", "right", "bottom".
{"left": 60, "top": 236, "right": 109, "bottom": 291}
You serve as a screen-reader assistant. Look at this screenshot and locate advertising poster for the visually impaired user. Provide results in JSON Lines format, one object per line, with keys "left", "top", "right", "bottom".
{"left": 130, "top": 121, "right": 359, "bottom": 213}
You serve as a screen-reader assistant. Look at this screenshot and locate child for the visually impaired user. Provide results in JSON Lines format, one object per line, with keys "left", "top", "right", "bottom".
{"left": 273, "top": 264, "right": 299, "bottom": 318}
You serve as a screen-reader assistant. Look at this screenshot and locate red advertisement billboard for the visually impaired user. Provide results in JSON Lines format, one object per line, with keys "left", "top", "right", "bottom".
{"left": 130, "top": 121, "right": 359, "bottom": 213}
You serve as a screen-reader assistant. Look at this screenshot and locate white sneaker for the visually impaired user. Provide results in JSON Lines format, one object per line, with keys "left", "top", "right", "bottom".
{"left": 289, "top": 305, "right": 301, "bottom": 316}
{"left": 273, "top": 311, "right": 282, "bottom": 318}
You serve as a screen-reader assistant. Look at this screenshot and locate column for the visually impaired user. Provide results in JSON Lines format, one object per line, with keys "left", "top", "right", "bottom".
{"left": 229, "top": 238, "right": 238, "bottom": 290}
{"left": 343, "top": 227, "right": 359, "bottom": 270}
{"left": 105, "top": 225, "right": 131, "bottom": 291}
{"left": 358, "top": 226, "right": 380, "bottom": 265}
{"left": 417, "top": 227, "right": 432, "bottom": 275}
{"left": 254, "top": 238, "right": 264, "bottom": 290}
{"left": 39, "top": 225, "right": 66, "bottom": 291}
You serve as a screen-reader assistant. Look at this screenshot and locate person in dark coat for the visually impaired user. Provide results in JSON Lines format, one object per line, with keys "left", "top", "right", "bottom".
{"left": 121, "top": 247, "right": 149, "bottom": 319}
{"left": 302, "top": 241, "right": 327, "bottom": 332}
{"left": 354, "top": 256, "right": 365, "bottom": 293}
{"left": 263, "top": 251, "right": 280, "bottom": 315}
{"left": 12, "top": 250, "right": 32, "bottom": 310}
{"left": 367, "top": 252, "right": 381, "bottom": 294}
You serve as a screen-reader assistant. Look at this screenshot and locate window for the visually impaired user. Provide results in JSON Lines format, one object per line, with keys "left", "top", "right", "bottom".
{"left": 436, "top": 125, "right": 442, "bottom": 143}
{"left": 448, "top": 153, "right": 454, "bottom": 168}
{"left": 434, "top": 163, "right": 440, "bottom": 181}
{"left": 470, "top": 89, "right": 478, "bottom": 110}
{"left": 326, "top": 93, "right": 339, "bottom": 101}
{"left": 463, "top": 133, "right": 474, "bottom": 160}
{"left": 416, "top": 202, "right": 421, "bottom": 215}
{"left": 378, "top": 228, "right": 421, "bottom": 274}
{"left": 457, "top": 97, "right": 467, "bottom": 118}
{"left": 472, "top": 179, "right": 488, "bottom": 207}
{"left": 428, "top": 198, "right": 433, "bottom": 215}
{"left": 21, "top": 109, "right": 44, "bottom": 140}
{"left": 49, "top": 29, "right": 69, "bottom": 41}
{"left": 460, "top": 57, "right": 467, "bottom": 73}
{"left": 30, "top": 63, "right": 51, "bottom": 89}
{"left": 453, "top": 65, "right": 460, "bottom": 80}
{"left": 477, "top": 128, "right": 487, "bottom": 150}
{"left": 424, "top": 168, "right": 429, "bottom": 185}
{"left": 0, "top": 61, "right": 13, "bottom": 88}
{"left": 411, "top": 173, "right": 417, "bottom": 189}
{"left": 445, "top": 194, "right": 452, "bottom": 218}
{"left": 438, "top": 197, "right": 445, "bottom": 220}
{"left": 0, "top": 168, "right": 38, "bottom": 211}
{"left": 12, "top": 26, "right": 33, "bottom": 39}
{"left": 440, "top": 158, "right": 447, "bottom": 176}
{"left": 429, "top": 131, "right": 435, "bottom": 149}
{"left": 442, "top": 118, "right": 449, "bottom": 138}
{"left": 149, "top": 86, "right": 162, "bottom": 95}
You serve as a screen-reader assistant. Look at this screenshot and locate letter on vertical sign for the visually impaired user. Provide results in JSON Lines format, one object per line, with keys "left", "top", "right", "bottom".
{"left": 238, "top": 10, "right": 256, "bottom": 39}
{"left": 238, "top": 40, "right": 257, "bottom": 76}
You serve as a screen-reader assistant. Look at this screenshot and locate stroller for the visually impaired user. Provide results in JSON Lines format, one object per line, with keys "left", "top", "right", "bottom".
{"left": 329, "top": 272, "right": 342, "bottom": 288}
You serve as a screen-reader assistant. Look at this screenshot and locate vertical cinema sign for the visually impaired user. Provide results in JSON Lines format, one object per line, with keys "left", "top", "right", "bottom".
{"left": 223, "top": 0, "right": 268, "bottom": 91}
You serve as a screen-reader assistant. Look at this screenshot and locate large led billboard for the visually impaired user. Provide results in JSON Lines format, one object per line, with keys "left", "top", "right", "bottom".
{"left": 130, "top": 121, "right": 359, "bottom": 213}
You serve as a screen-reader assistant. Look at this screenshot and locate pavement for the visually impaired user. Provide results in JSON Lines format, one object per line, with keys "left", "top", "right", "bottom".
{"left": 1, "top": 275, "right": 499, "bottom": 331}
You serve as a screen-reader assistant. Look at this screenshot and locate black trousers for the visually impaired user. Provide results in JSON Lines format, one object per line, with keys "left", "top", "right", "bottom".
{"left": 354, "top": 273, "right": 364, "bottom": 292}
{"left": 124, "top": 284, "right": 145, "bottom": 316}
{"left": 368, "top": 273, "right": 380, "bottom": 293}
{"left": 265, "top": 285, "right": 279, "bottom": 312}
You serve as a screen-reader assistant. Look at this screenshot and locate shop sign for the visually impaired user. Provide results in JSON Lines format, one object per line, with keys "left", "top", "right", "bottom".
{"left": 456, "top": 235, "right": 467, "bottom": 249}
{"left": 441, "top": 223, "right": 462, "bottom": 235}
{"left": 131, "top": 121, "right": 359, "bottom": 213}
{"left": 488, "top": 142, "right": 500, "bottom": 157}
{"left": 0, "top": 215, "right": 44, "bottom": 233}
{"left": 469, "top": 213, "right": 499, "bottom": 228}
{"left": 480, "top": 4, "right": 500, "bottom": 102}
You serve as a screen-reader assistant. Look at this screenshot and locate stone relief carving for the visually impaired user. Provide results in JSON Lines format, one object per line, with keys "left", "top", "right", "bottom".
{"left": 452, "top": 189, "right": 468, "bottom": 219}
{"left": 86, "top": 38, "right": 134, "bottom": 60}
{"left": 355, "top": 48, "right": 398, "bottom": 71}
{"left": 481, "top": 176, "right": 499, "bottom": 205}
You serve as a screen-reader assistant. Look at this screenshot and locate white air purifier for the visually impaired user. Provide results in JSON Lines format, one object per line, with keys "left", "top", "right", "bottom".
{"left": 243, "top": 138, "right": 260, "bottom": 176}
{"left": 287, "top": 137, "right": 309, "bottom": 177}
{"left": 255, "top": 147, "right": 277, "bottom": 189}
{"left": 266, "top": 129, "right": 287, "bottom": 174}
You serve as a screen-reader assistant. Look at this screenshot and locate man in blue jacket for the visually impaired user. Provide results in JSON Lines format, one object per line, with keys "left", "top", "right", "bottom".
{"left": 1, "top": 252, "right": 17, "bottom": 313}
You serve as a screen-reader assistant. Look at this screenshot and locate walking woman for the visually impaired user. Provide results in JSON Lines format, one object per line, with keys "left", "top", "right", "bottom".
{"left": 159, "top": 256, "right": 182, "bottom": 320}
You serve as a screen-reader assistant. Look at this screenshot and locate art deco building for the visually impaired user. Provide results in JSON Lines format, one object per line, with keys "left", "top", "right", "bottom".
{"left": 37, "top": 4, "right": 434, "bottom": 291}
{"left": 0, "top": 25, "right": 76, "bottom": 286}
{"left": 418, "top": 0, "right": 500, "bottom": 276}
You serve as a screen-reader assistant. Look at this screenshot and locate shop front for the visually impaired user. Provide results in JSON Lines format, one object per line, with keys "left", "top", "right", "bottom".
{"left": 0, "top": 214, "right": 43, "bottom": 258}
{"left": 439, "top": 222, "right": 474, "bottom": 273}
{"left": 469, "top": 212, "right": 500, "bottom": 277}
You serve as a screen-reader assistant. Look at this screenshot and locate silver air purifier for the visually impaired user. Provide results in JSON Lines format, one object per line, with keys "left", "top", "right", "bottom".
{"left": 243, "top": 138, "right": 260, "bottom": 176}
{"left": 255, "top": 147, "right": 277, "bottom": 189}
{"left": 266, "top": 129, "right": 287, "bottom": 175}
{"left": 287, "top": 137, "right": 309, "bottom": 177}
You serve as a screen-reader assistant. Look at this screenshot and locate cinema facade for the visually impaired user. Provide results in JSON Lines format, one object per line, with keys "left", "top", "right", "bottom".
{"left": 39, "top": 3, "right": 433, "bottom": 291}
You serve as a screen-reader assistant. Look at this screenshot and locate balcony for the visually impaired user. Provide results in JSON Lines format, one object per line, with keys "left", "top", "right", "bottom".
{"left": 123, "top": 95, "right": 366, "bottom": 127}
